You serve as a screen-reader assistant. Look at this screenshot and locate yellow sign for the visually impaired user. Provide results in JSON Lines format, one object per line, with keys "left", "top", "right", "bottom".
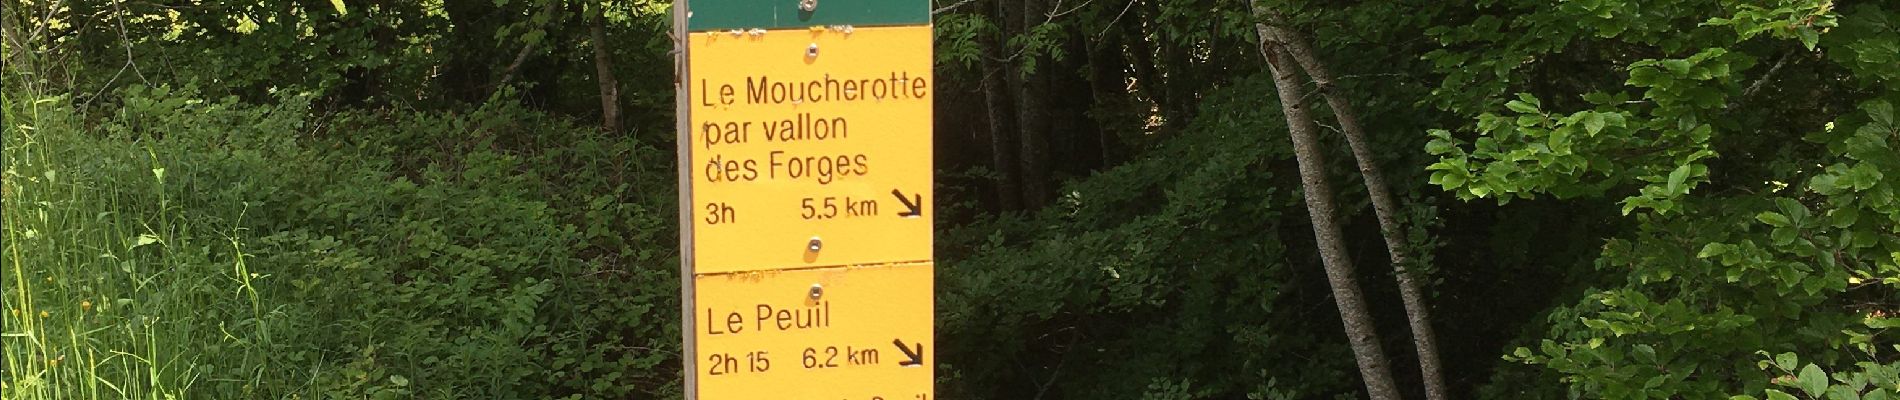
{"left": 694, "top": 263, "right": 934, "bottom": 400}
{"left": 687, "top": 26, "right": 935, "bottom": 274}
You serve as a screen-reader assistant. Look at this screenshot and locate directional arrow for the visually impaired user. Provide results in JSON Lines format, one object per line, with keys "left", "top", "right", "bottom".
{"left": 893, "top": 338, "right": 925, "bottom": 367}
{"left": 890, "top": 189, "right": 924, "bottom": 218}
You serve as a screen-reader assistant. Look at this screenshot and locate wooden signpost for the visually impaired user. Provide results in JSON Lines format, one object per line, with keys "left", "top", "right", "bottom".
{"left": 674, "top": 1, "right": 934, "bottom": 399}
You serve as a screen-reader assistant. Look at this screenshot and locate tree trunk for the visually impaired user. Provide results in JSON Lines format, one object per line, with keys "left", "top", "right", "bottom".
{"left": 1085, "top": 27, "right": 1125, "bottom": 167}
{"left": 1265, "top": 17, "right": 1450, "bottom": 400}
{"left": 1122, "top": 14, "right": 1167, "bottom": 132}
{"left": 1015, "top": 0, "right": 1052, "bottom": 209}
{"left": 588, "top": 2, "right": 622, "bottom": 133}
{"left": 981, "top": 0, "right": 1022, "bottom": 212}
{"left": 1249, "top": 6, "right": 1403, "bottom": 400}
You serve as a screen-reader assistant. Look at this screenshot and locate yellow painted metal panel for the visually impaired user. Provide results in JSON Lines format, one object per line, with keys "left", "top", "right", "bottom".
{"left": 686, "top": 26, "right": 935, "bottom": 273}
{"left": 693, "top": 263, "right": 934, "bottom": 400}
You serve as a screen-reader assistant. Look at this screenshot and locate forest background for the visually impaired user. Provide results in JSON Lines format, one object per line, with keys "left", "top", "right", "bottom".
{"left": 2, "top": 0, "right": 1898, "bottom": 399}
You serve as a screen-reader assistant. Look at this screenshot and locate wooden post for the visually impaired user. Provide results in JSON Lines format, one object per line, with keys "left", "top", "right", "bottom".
{"left": 672, "top": 0, "right": 697, "bottom": 399}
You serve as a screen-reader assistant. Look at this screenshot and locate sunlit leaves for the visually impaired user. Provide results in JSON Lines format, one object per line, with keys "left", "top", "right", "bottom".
{"left": 1704, "top": 0, "right": 1839, "bottom": 49}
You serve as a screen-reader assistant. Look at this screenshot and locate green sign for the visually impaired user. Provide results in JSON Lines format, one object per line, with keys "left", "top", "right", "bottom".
{"left": 686, "top": 0, "right": 929, "bottom": 31}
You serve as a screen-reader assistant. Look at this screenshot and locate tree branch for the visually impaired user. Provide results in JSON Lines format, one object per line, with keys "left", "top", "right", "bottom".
{"left": 494, "top": 0, "right": 562, "bottom": 91}
{"left": 1725, "top": 48, "right": 1798, "bottom": 112}
{"left": 933, "top": 0, "right": 978, "bottom": 15}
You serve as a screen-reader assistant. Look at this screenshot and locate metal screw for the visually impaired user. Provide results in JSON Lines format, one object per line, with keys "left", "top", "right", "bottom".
{"left": 799, "top": 0, "right": 817, "bottom": 12}
{"left": 807, "top": 236, "right": 822, "bottom": 252}
{"left": 805, "top": 43, "right": 820, "bottom": 59}
{"left": 808, "top": 284, "right": 824, "bottom": 300}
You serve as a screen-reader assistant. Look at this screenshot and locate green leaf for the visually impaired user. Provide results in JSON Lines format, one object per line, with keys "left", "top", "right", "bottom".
{"left": 1431, "top": 170, "right": 1468, "bottom": 189}
{"left": 1644, "top": 375, "right": 1667, "bottom": 390}
{"left": 1797, "top": 364, "right": 1828, "bottom": 397}
{"left": 1506, "top": 100, "right": 1540, "bottom": 114}
{"left": 1757, "top": 212, "right": 1792, "bottom": 227}
{"left": 1798, "top": 29, "right": 1820, "bottom": 50}
{"left": 1603, "top": 112, "right": 1627, "bottom": 128}
{"left": 1584, "top": 92, "right": 1614, "bottom": 105}
{"left": 1830, "top": 207, "right": 1860, "bottom": 228}
{"left": 1774, "top": 352, "right": 1799, "bottom": 370}
{"left": 1666, "top": 165, "right": 1692, "bottom": 195}
{"left": 1866, "top": 100, "right": 1895, "bottom": 129}
{"left": 1630, "top": 67, "right": 1663, "bottom": 86}
{"left": 1662, "top": 59, "right": 1693, "bottom": 74}
{"left": 1517, "top": 115, "right": 1543, "bottom": 127}
{"left": 1827, "top": 385, "right": 1864, "bottom": 400}
{"left": 1583, "top": 112, "right": 1607, "bottom": 135}
{"left": 1425, "top": 160, "right": 1460, "bottom": 172}
{"left": 1698, "top": 243, "right": 1729, "bottom": 258}
{"left": 1632, "top": 344, "right": 1657, "bottom": 364}
{"left": 1765, "top": 389, "right": 1797, "bottom": 400}
{"left": 1582, "top": 318, "right": 1611, "bottom": 330}
{"left": 1517, "top": 92, "right": 1542, "bottom": 108}
{"left": 1772, "top": 227, "right": 1798, "bottom": 246}
{"left": 133, "top": 234, "right": 161, "bottom": 249}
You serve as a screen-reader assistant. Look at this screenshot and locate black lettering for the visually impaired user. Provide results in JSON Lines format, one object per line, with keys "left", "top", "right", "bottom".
{"left": 912, "top": 74, "right": 928, "bottom": 98}
{"left": 698, "top": 79, "right": 715, "bottom": 107}
{"left": 745, "top": 76, "right": 769, "bottom": 104}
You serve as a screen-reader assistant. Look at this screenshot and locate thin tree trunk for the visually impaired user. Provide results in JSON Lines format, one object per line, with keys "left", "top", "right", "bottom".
{"left": 1249, "top": 6, "right": 1403, "bottom": 400}
{"left": 1122, "top": 15, "right": 1167, "bottom": 129}
{"left": 1158, "top": 31, "right": 1193, "bottom": 127}
{"left": 1265, "top": 18, "right": 1450, "bottom": 400}
{"left": 1015, "top": 0, "right": 1052, "bottom": 209}
{"left": 981, "top": 0, "right": 1022, "bottom": 211}
{"left": 588, "top": 2, "right": 622, "bottom": 132}
{"left": 1085, "top": 28, "right": 1125, "bottom": 167}
{"left": 981, "top": 52, "right": 1023, "bottom": 212}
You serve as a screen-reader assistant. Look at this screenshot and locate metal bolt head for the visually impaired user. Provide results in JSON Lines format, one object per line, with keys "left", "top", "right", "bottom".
{"left": 798, "top": 0, "right": 818, "bottom": 12}
{"left": 808, "top": 284, "right": 824, "bottom": 300}
{"left": 805, "top": 43, "right": 820, "bottom": 58}
{"left": 807, "top": 237, "right": 822, "bottom": 252}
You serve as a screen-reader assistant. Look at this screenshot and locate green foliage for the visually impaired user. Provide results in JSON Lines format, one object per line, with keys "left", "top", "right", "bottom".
{"left": 1729, "top": 352, "right": 1900, "bottom": 400}
{"left": 2, "top": 85, "right": 680, "bottom": 398}
{"left": 938, "top": 74, "right": 1362, "bottom": 399}
{"left": 1423, "top": 0, "right": 1900, "bottom": 398}
{"left": 934, "top": 12, "right": 992, "bottom": 69}
{"left": 4, "top": 85, "right": 322, "bottom": 398}
{"left": 285, "top": 91, "right": 681, "bottom": 398}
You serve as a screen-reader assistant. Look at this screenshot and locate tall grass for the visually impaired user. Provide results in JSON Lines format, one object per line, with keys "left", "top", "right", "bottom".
{"left": 3, "top": 55, "right": 685, "bottom": 399}
{"left": 2, "top": 89, "right": 273, "bottom": 398}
